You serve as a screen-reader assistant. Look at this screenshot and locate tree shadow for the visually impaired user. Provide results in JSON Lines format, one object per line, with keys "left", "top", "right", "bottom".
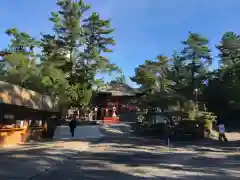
{"left": 1, "top": 122, "right": 239, "bottom": 180}
{"left": 172, "top": 139, "right": 240, "bottom": 153}
{"left": 100, "top": 123, "right": 240, "bottom": 154}
{"left": 90, "top": 138, "right": 239, "bottom": 179}
{"left": 38, "top": 137, "right": 239, "bottom": 179}
{"left": 0, "top": 135, "right": 239, "bottom": 180}
{"left": 0, "top": 145, "right": 80, "bottom": 179}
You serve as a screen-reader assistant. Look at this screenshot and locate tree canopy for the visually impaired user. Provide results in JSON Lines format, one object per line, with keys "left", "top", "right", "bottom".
{"left": 0, "top": 0, "right": 119, "bottom": 111}
{"left": 1, "top": 0, "right": 240, "bottom": 122}
{"left": 131, "top": 31, "right": 240, "bottom": 121}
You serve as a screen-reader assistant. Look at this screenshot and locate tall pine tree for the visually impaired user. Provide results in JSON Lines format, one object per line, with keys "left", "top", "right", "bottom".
{"left": 181, "top": 32, "right": 212, "bottom": 94}
{"left": 41, "top": 0, "right": 118, "bottom": 108}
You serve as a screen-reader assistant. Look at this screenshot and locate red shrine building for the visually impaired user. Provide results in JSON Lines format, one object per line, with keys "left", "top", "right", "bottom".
{"left": 92, "top": 83, "right": 142, "bottom": 121}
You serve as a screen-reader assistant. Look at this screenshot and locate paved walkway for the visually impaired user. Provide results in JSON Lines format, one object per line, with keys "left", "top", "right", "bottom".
{"left": 54, "top": 125, "right": 104, "bottom": 140}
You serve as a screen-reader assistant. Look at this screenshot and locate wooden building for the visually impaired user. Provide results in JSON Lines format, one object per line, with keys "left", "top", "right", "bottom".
{"left": 92, "top": 83, "right": 142, "bottom": 121}
{"left": 0, "top": 81, "right": 59, "bottom": 147}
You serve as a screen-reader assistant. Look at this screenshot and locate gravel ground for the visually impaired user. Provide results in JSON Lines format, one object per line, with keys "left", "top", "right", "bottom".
{"left": 1, "top": 124, "right": 239, "bottom": 180}
{"left": 31, "top": 136, "right": 240, "bottom": 180}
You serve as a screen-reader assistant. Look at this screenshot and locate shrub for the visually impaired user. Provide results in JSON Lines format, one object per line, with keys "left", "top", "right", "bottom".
{"left": 172, "top": 120, "right": 203, "bottom": 140}
{"left": 181, "top": 102, "right": 217, "bottom": 139}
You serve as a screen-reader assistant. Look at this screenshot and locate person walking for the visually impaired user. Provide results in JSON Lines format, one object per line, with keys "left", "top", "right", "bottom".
{"left": 69, "top": 114, "right": 77, "bottom": 137}
{"left": 218, "top": 123, "right": 228, "bottom": 143}
{"left": 47, "top": 117, "right": 57, "bottom": 139}
{"left": 164, "top": 119, "right": 171, "bottom": 146}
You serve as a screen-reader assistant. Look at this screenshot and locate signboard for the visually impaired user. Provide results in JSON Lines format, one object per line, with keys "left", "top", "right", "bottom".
{"left": 4, "top": 114, "right": 14, "bottom": 119}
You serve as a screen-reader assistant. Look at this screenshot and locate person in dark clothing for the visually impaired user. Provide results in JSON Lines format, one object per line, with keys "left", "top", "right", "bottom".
{"left": 69, "top": 118, "right": 77, "bottom": 137}
{"left": 164, "top": 120, "right": 172, "bottom": 146}
{"left": 47, "top": 117, "right": 57, "bottom": 139}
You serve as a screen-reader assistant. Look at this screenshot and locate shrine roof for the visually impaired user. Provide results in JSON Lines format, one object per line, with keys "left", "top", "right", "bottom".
{"left": 98, "top": 83, "right": 139, "bottom": 96}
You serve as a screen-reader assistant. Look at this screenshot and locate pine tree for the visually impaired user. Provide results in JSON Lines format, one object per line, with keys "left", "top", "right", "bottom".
{"left": 41, "top": 0, "right": 91, "bottom": 107}
{"left": 181, "top": 32, "right": 212, "bottom": 92}
{"left": 42, "top": 0, "right": 118, "bottom": 108}
{"left": 2, "top": 29, "right": 43, "bottom": 92}
{"left": 76, "top": 11, "right": 119, "bottom": 93}
{"left": 5, "top": 28, "right": 40, "bottom": 57}
{"left": 217, "top": 32, "right": 240, "bottom": 68}
{"left": 216, "top": 32, "right": 240, "bottom": 103}
{"left": 217, "top": 32, "right": 240, "bottom": 83}
{"left": 131, "top": 55, "right": 173, "bottom": 96}
{"left": 169, "top": 51, "right": 192, "bottom": 95}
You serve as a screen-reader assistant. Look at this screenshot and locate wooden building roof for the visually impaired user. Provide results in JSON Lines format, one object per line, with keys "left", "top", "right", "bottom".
{"left": 0, "top": 81, "right": 59, "bottom": 112}
{"left": 98, "top": 83, "right": 140, "bottom": 96}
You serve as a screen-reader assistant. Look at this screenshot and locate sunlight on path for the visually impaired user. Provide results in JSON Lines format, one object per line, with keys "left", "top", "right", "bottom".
{"left": 55, "top": 125, "right": 104, "bottom": 140}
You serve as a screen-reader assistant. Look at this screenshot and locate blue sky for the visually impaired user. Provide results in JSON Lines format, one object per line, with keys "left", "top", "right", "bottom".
{"left": 1, "top": 0, "right": 240, "bottom": 86}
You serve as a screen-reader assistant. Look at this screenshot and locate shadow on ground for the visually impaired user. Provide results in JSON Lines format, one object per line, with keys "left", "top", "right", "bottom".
{"left": 170, "top": 139, "right": 240, "bottom": 153}
{"left": 72, "top": 151, "right": 239, "bottom": 179}
{"left": 29, "top": 136, "right": 240, "bottom": 180}
{"left": 0, "top": 145, "right": 81, "bottom": 179}
{"left": 0, "top": 136, "right": 96, "bottom": 179}
{"left": 1, "top": 124, "right": 239, "bottom": 180}
{"left": 101, "top": 123, "right": 240, "bottom": 152}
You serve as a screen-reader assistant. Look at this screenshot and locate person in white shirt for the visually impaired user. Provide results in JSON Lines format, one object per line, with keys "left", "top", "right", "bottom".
{"left": 218, "top": 123, "right": 228, "bottom": 142}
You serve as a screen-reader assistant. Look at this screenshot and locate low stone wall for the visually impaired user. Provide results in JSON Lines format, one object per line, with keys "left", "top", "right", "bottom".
{"left": 0, "top": 127, "right": 45, "bottom": 147}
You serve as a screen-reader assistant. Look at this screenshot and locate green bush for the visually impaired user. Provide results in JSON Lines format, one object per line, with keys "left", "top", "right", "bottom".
{"left": 203, "top": 119, "right": 213, "bottom": 129}
{"left": 198, "top": 112, "right": 216, "bottom": 130}
{"left": 180, "top": 102, "right": 217, "bottom": 139}
{"left": 173, "top": 120, "right": 204, "bottom": 140}
{"left": 186, "top": 105, "right": 216, "bottom": 130}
